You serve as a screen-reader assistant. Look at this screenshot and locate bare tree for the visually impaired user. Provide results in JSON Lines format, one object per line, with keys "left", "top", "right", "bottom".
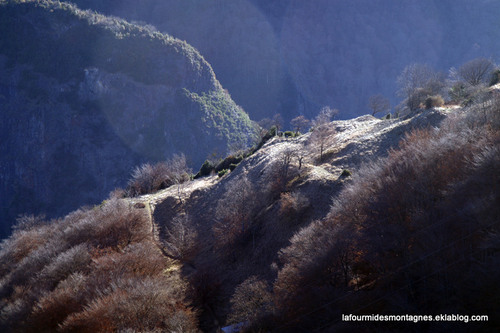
{"left": 228, "top": 276, "right": 273, "bottom": 324}
{"left": 257, "top": 117, "right": 273, "bottom": 131}
{"left": 258, "top": 116, "right": 282, "bottom": 137}
{"left": 213, "top": 177, "right": 257, "bottom": 248}
{"left": 368, "top": 94, "right": 391, "bottom": 116}
{"left": 458, "top": 58, "right": 494, "bottom": 86}
{"left": 314, "top": 106, "right": 339, "bottom": 125}
{"left": 269, "top": 147, "right": 299, "bottom": 192}
{"left": 397, "top": 63, "right": 444, "bottom": 110}
{"left": 310, "top": 125, "right": 334, "bottom": 162}
{"left": 279, "top": 148, "right": 296, "bottom": 182}
{"left": 290, "top": 115, "right": 311, "bottom": 134}
{"left": 296, "top": 149, "right": 307, "bottom": 170}
{"left": 272, "top": 113, "right": 284, "bottom": 135}
{"left": 310, "top": 107, "right": 337, "bottom": 162}
{"left": 162, "top": 214, "right": 198, "bottom": 262}
{"left": 397, "top": 64, "right": 432, "bottom": 99}
{"left": 168, "top": 154, "right": 192, "bottom": 203}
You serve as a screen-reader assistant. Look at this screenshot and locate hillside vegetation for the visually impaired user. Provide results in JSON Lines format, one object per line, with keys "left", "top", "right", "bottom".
{"left": 1, "top": 87, "right": 498, "bottom": 331}
{"left": 0, "top": 0, "right": 257, "bottom": 236}
{"left": 1, "top": 2, "right": 499, "bottom": 331}
{"left": 0, "top": 199, "right": 199, "bottom": 332}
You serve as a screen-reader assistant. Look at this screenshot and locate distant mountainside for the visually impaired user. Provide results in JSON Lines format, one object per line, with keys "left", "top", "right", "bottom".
{"left": 62, "top": 0, "right": 500, "bottom": 121}
{"left": 0, "top": 0, "right": 257, "bottom": 236}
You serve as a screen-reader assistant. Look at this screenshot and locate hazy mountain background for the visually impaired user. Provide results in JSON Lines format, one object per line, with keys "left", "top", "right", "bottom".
{"left": 62, "top": 0, "right": 500, "bottom": 121}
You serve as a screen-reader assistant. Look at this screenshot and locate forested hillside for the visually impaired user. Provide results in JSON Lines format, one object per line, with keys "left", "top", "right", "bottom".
{"left": 0, "top": 0, "right": 257, "bottom": 236}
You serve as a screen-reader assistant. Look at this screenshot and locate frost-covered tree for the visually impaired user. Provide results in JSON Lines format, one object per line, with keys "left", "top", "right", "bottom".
{"left": 458, "top": 58, "right": 494, "bottom": 86}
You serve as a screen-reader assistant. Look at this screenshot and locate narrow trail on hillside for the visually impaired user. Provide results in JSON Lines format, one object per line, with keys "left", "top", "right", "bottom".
{"left": 128, "top": 176, "right": 220, "bottom": 269}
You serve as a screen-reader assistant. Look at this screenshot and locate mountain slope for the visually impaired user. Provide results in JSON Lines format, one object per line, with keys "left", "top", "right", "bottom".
{"left": 150, "top": 103, "right": 499, "bottom": 332}
{"left": 61, "top": 0, "right": 500, "bottom": 120}
{"left": 0, "top": 0, "right": 257, "bottom": 236}
{"left": 138, "top": 106, "right": 455, "bottom": 329}
{"left": 1, "top": 99, "right": 498, "bottom": 331}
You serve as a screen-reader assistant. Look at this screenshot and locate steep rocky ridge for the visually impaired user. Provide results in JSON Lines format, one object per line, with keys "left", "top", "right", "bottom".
{"left": 0, "top": 0, "right": 257, "bottom": 236}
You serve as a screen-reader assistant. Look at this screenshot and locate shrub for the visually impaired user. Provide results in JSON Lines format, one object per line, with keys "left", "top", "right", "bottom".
{"left": 489, "top": 69, "right": 500, "bottom": 86}
{"left": 11, "top": 214, "right": 48, "bottom": 232}
{"left": 218, "top": 169, "right": 229, "bottom": 178}
{"left": 108, "top": 187, "right": 126, "bottom": 199}
{"left": 0, "top": 192, "right": 200, "bottom": 332}
{"left": 126, "top": 154, "right": 191, "bottom": 197}
{"left": 92, "top": 200, "right": 151, "bottom": 249}
{"left": 424, "top": 94, "right": 445, "bottom": 109}
{"left": 278, "top": 192, "right": 310, "bottom": 225}
{"left": 449, "top": 82, "right": 469, "bottom": 104}
{"left": 60, "top": 277, "right": 198, "bottom": 332}
{"left": 89, "top": 243, "right": 168, "bottom": 286}
{"left": 251, "top": 127, "right": 276, "bottom": 154}
{"left": 194, "top": 160, "right": 215, "bottom": 179}
{"left": 340, "top": 169, "right": 352, "bottom": 177}
{"left": 0, "top": 223, "right": 56, "bottom": 276}
{"left": 34, "top": 244, "right": 92, "bottom": 292}
{"left": 397, "top": 63, "right": 445, "bottom": 111}
{"left": 269, "top": 126, "right": 277, "bottom": 137}
{"left": 1, "top": 239, "right": 68, "bottom": 300}
{"left": 28, "top": 273, "right": 89, "bottom": 331}
{"left": 126, "top": 163, "right": 166, "bottom": 196}
{"left": 186, "top": 267, "right": 223, "bottom": 331}
{"left": 214, "top": 154, "right": 243, "bottom": 173}
{"left": 61, "top": 198, "right": 150, "bottom": 250}
{"left": 229, "top": 163, "right": 238, "bottom": 171}
{"left": 408, "top": 87, "right": 432, "bottom": 110}
{"left": 228, "top": 276, "right": 273, "bottom": 325}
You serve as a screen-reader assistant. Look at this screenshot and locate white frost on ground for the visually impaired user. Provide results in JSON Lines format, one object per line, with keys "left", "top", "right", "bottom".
{"left": 130, "top": 108, "right": 451, "bottom": 212}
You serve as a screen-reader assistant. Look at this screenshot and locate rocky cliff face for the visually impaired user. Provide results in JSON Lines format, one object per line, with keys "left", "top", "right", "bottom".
{"left": 0, "top": 0, "right": 257, "bottom": 236}
{"left": 64, "top": 0, "right": 500, "bottom": 121}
